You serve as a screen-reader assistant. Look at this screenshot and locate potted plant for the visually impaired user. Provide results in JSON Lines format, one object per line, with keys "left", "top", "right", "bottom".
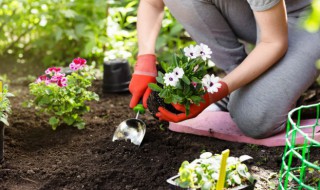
{"left": 0, "top": 83, "right": 14, "bottom": 163}
{"left": 28, "top": 57, "right": 99, "bottom": 130}
{"left": 147, "top": 43, "right": 220, "bottom": 117}
{"left": 167, "top": 152, "right": 256, "bottom": 190}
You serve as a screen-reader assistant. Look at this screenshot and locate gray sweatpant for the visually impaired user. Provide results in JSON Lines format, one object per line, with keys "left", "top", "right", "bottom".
{"left": 163, "top": 0, "right": 320, "bottom": 138}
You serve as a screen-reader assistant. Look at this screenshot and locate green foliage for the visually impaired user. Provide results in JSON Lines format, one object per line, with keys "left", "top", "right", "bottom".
{"left": 0, "top": 0, "right": 109, "bottom": 66}
{"left": 0, "top": 0, "right": 192, "bottom": 68}
{"left": 29, "top": 64, "right": 99, "bottom": 130}
{"left": 0, "top": 84, "right": 14, "bottom": 126}
{"left": 175, "top": 152, "right": 254, "bottom": 189}
{"left": 304, "top": 0, "right": 320, "bottom": 32}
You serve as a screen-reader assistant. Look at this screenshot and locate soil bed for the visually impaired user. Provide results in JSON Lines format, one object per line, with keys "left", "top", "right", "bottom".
{"left": 0, "top": 80, "right": 319, "bottom": 190}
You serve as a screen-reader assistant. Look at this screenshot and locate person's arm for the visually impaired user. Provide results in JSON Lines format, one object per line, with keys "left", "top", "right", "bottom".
{"left": 137, "top": 0, "right": 165, "bottom": 55}
{"left": 129, "top": 0, "right": 165, "bottom": 108}
{"left": 222, "top": 0, "right": 288, "bottom": 92}
{"left": 156, "top": 0, "right": 289, "bottom": 122}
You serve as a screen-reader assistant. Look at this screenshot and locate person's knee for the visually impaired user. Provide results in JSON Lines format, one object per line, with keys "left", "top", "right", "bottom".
{"left": 230, "top": 107, "right": 286, "bottom": 139}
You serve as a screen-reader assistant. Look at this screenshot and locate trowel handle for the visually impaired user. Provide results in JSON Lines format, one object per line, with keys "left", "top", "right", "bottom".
{"left": 133, "top": 100, "right": 145, "bottom": 114}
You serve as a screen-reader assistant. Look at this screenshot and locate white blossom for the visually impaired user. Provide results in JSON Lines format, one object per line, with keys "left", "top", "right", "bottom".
{"left": 184, "top": 45, "right": 200, "bottom": 59}
{"left": 173, "top": 67, "right": 184, "bottom": 79}
{"left": 164, "top": 72, "right": 179, "bottom": 87}
{"left": 202, "top": 74, "right": 221, "bottom": 93}
{"left": 199, "top": 43, "right": 212, "bottom": 61}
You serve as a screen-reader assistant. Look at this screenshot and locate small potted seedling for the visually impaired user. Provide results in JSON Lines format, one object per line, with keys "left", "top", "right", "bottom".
{"left": 28, "top": 58, "right": 99, "bottom": 130}
{"left": 147, "top": 44, "right": 221, "bottom": 117}
{"left": 0, "top": 82, "right": 14, "bottom": 163}
{"left": 167, "top": 150, "right": 256, "bottom": 190}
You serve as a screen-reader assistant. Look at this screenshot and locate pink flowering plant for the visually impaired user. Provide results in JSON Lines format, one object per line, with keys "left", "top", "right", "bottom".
{"left": 29, "top": 58, "right": 99, "bottom": 130}
{"left": 148, "top": 43, "right": 222, "bottom": 115}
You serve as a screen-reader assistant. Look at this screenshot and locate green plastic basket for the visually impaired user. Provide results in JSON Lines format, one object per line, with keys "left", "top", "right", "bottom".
{"left": 279, "top": 103, "right": 320, "bottom": 190}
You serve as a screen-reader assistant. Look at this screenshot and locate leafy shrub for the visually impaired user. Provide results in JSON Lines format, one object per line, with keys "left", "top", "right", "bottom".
{"left": 29, "top": 58, "right": 99, "bottom": 130}
{"left": 0, "top": 84, "right": 14, "bottom": 126}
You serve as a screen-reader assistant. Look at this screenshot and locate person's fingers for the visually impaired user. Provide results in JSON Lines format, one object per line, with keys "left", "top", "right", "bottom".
{"left": 156, "top": 107, "right": 187, "bottom": 122}
{"left": 172, "top": 103, "right": 186, "bottom": 112}
{"left": 129, "top": 93, "right": 142, "bottom": 108}
{"left": 142, "top": 88, "right": 152, "bottom": 108}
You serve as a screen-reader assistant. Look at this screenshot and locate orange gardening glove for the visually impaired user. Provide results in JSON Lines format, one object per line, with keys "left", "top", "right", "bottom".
{"left": 129, "top": 54, "right": 157, "bottom": 108}
{"left": 156, "top": 81, "right": 229, "bottom": 122}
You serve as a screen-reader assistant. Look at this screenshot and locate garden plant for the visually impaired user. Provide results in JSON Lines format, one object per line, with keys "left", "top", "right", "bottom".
{"left": 28, "top": 58, "right": 99, "bottom": 130}
{"left": 169, "top": 151, "right": 255, "bottom": 190}
{"left": 0, "top": 82, "right": 13, "bottom": 162}
{"left": 148, "top": 43, "right": 220, "bottom": 116}
{"left": 0, "top": 1, "right": 319, "bottom": 189}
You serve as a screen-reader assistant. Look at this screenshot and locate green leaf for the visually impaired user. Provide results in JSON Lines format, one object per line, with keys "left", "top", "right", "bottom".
{"left": 156, "top": 74, "right": 164, "bottom": 85}
{"left": 191, "top": 77, "right": 202, "bottom": 83}
{"left": 172, "top": 53, "right": 178, "bottom": 67}
{"left": 160, "top": 62, "right": 169, "bottom": 73}
{"left": 232, "top": 174, "right": 242, "bottom": 185}
{"left": 60, "top": 9, "right": 77, "bottom": 18}
{"left": 63, "top": 116, "right": 75, "bottom": 126}
{"left": 75, "top": 122, "right": 85, "bottom": 130}
{"left": 49, "top": 117, "right": 59, "bottom": 130}
{"left": 190, "top": 96, "right": 203, "bottom": 104}
{"left": 182, "top": 75, "right": 190, "bottom": 85}
{"left": 0, "top": 117, "right": 9, "bottom": 126}
{"left": 38, "top": 96, "right": 51, "bottom": 106}
{"left": 148, "top": 83, "right": 162, "bottom": 92}
{"left": 84, "top": 40, "right": 96, "bottom": 56}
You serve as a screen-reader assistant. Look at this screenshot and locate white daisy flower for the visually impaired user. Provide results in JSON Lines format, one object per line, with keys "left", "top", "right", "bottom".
{"left": 184, "top": 45, "right": 200, "bottom": 59}
{"left": 164, "top": 72, "right": 179, "bottom": 87}
{"left": 202, "top": 74, "right": 221, "bottom": 93}
{"left": 201, "top": 74, "right": 211, "bottom": 88}
{"left": 199, "top": 43, "right": 212, "bottom": 61}
{"left": 173, "top": 67, "right": 184, "bottom": 79}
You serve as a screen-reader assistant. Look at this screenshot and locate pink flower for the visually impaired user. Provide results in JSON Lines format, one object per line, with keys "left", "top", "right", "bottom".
{"left": 45, "top": 67, "right": 61, "bottom": 75}
{"left": 69, "top": 57, "right": 87, "bottom": 71}
{"left": 50, "top": 72, "right": 65, "bottom": 83}
{"left": 191, "top": 82, "right": 197, "bottom": 88}
{"left": 57, "top": 77, "right": 68, "bottom": 87}
{"left": 36, "top": 75, "right": 50, "bottom": 84}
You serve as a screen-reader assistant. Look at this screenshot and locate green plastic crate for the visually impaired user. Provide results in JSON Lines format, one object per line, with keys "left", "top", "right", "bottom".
{"left": 279, "top": 103, "right": 320, "bottom": 190}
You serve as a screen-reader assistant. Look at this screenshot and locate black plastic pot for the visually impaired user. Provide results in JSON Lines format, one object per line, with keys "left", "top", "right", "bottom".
{"left": 0, "top": 122, "right": 4, "bottom": 163}
{"left": 103, "top": 59, "right": 131, "bottom": 93}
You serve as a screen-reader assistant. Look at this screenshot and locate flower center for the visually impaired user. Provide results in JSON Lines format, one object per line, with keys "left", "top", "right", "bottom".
{"left": 169, "top": 77, "right": 173, "bottom": 81}
{"left": 209, "top": 82, "right": 213, "bottom": 87}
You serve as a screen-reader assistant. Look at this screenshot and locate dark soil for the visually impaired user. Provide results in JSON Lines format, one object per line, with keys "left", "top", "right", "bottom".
{"left": 0, "top": 79, "right": 319, "bottom": 190}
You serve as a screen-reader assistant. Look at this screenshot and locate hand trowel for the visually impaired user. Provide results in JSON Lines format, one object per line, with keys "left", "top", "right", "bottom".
{"left": 112, "top": 101, "right": 146, "bottom": 146}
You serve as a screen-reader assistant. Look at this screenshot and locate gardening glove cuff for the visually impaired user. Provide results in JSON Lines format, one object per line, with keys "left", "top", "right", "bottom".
{"left": 133, "top": 54, "right": 157, "bottom": 77}
{"left": 129, "top": 54, "right": 158, "bottom": 108}
{"left": 207, "top": 81, "right": 229, "bottom": 104}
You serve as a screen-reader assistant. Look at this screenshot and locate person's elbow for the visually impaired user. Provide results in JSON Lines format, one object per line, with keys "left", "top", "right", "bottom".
{"left": 276, "top": 38, "right": 288, "bottom": 56}
{"left": 142, "top": 0, "right": 165, "bottom": 10}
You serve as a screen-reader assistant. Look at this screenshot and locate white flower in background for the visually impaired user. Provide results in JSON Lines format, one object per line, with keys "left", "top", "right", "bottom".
{"left": 173, "top": 67, "right": 184, "bottom": 79}
{"left": 164, "top": 72, "right": 179, "bottom": 87}
{"left": 202, "top": 74, "right": 221, "bottom": 93}
{"left": 207, "top": 60, "right": 216, "bottom": 68}
{"left": 184, "top": 45, "right": 200, "bottom": 59}
{"left": 199, "top": 43, "right": 212, "bottom": 61}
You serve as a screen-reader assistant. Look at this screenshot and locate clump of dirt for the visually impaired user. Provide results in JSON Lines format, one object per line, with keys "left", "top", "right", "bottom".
{"left": 0, "top": 80, "right": 318, "bottom": 190}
